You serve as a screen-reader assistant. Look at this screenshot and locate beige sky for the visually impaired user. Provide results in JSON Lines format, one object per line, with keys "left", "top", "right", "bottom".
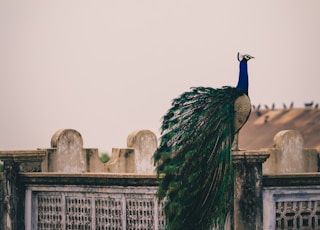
{"left": 0, "top": 1, "right": 319, "bottom": 152}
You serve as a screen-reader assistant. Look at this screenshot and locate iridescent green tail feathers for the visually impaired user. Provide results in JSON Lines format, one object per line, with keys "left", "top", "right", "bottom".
{"left": 154, "top": 86, "right": 245, "bottom": 230}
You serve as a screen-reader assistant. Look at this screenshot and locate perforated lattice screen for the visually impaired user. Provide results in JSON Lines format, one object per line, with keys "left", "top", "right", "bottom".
{"left": 95, "top": 197, "right": 123, "bottom": 229}
{"left": 66, "top": 197, "right": 92, "bottom": 229}
{"left": 276, "top": 200, "right": 320, "bottom": 229}
{"left": 157, "top": 201, "right": 166, "bottom": 229}
{"left": 126, "top": 197, "right": 154, "bottom": 229}
{"left": 37, "top": 195, "right": 63, "bottom": 229}
{"left": 32, "top": 188, "right": 165, "bottom": 230}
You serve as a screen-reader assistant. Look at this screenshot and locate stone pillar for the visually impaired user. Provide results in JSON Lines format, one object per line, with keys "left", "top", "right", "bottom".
{"left": 0, "top": 150, "right": 45, "bottom": 230}
{"left": 127, "top": 130, "right": 157, "bottom": 174}
{"left": 3, "top": 160, "right": 19, "bottom": 230}
{"left": 232, "top": 151, "right": 270, "bottom": 230}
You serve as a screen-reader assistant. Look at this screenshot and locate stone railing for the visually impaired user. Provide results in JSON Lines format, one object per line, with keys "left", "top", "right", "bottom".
{"left": 261, "top": 130, "right": 320, "bottom": 230}
{"left": 0, "top": 128, "right": 319, "bottom": 230}
{"left": 0, "top": 152, "right": 269, "bottom": 230}
{"left": 22, "top": 173, "right": 164, "bottom": 230}
{"left": 0, "top": 128, "right": 158, "bottom": 230}
{"left": 263, "top": 174, "right": 320, "bottom": 229}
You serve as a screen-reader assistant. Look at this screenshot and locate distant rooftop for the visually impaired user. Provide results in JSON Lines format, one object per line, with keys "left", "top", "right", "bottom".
{"left": 239, "top": 108, "right": 320, "bottom": 152}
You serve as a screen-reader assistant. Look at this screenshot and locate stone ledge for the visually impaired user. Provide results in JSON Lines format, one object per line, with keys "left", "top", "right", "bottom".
{"left": 263, "top": 173, "right": 320, "bottom": 187}
{"left": 232, "top": 150, "right": 270, "bottom": 164}
{"left": 20, "top": 172, "right": 162, "bottom": 186}
{"left": 0, "top": 150, "right": 46, "bottom": 162}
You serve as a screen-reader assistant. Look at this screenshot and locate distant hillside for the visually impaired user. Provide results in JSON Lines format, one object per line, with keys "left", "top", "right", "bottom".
{"left": 239, "top": 108, "right": 320, "bottom": 152}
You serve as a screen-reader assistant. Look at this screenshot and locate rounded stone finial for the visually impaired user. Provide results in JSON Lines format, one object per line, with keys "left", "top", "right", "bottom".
{"left": 127, "top": 130, "right": 157, "bottom": 149}
{"left": 272, "top": 130, "right": 307, "bottom": 173}
{"left": 51, "top": 129, "right": 83, "bottom": 148}
{"left": 49, "top": 129, "right": 85, "bottom": 172}
{"left": 127, "top": 130, "right": 157, "bottom": 174}
{"left": 273, "top": 130, "right": 303, "bottom": 149}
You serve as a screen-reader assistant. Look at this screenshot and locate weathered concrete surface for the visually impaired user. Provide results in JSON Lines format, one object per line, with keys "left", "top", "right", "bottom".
{"left": 48, "top": 129, "right": 86, "bottom": 172}
{"left": 263, "top": 174, "right": 320, "bottom": 229}
{"left": 104, "top": 148, "right": 135, "bottom": 173}
{"left": 232, "top": 151, "right": 270, "bottom": 230}
{"left": 0, "top": 150, "right": 46, "bottom": 230}
{"left": 127, "top": 130, "right": 157, "bottom": 174}
{"left": 0, "top": 150, "right": 46, "bottom": 172}
{"left": 262, "top": 130, "right": 318, "bottom": 174}
{"left": 86, "top": 148, "right": 105, "bottom": 172}
{"left": 40, "top": 129, "right": 158, "bottom": 174}
{"left": 44, "top": 129, "right": 103, "bottom": 172}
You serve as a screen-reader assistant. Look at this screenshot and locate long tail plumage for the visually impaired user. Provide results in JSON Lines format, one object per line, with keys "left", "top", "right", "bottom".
{"left": 154, "top": 86, "right": 246, "bottom": 229}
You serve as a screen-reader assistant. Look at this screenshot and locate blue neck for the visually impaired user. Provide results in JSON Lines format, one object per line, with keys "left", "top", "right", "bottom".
{"left": 236, "top": 60, "right": 249, "bottom": 95}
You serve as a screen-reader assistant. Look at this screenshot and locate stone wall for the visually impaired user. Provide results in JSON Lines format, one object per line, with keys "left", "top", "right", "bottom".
{"left": 0, "top": 128, "right": 319, "bottom": 230}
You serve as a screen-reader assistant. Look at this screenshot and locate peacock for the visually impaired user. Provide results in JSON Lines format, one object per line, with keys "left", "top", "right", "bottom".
{"left": 153, "top": 53, "right": 254, "bottom": 230}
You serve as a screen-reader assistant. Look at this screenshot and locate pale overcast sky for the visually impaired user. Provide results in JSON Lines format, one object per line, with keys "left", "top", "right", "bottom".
{"left": 0, "top": 1, "right": 319, "bottom": 152}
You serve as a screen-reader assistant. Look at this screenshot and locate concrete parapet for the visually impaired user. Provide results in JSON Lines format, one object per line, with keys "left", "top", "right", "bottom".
{"left": 104, "top": 148, "right": 135, "bottom": 173}
{"left": 29, "top": 128, "right": 159, "bottom": 174}
{"left": 104, "top": 130, "right": 157, "bottom": 174}
{"left": 42, "top": 129, "right": 102, "bottom": 172}
{"left": 86, "top": 148, "right": 105, "bottom": 172}
{"left": 0, "top": 150, "right": 46, "bottom": 172}
{"left": 40, "top": 129, "right": 158, "bottom": 173}
{"left": 262, "top": 130, "right": 318, "bottom": 174}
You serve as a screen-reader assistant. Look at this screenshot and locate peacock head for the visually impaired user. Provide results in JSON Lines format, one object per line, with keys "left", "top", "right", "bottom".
{"left": 237, "top": 52, "right": 254, "bottom": 62}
